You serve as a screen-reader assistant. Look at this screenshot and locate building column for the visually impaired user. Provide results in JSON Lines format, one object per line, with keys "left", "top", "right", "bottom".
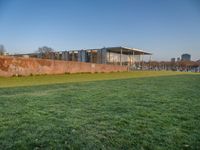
{"left": 138, "top": 55, "right": 141, "bottom": 69}
{"left": 132, "top": 51, "right": 134, "bottom": 66}
{"left": 72, "top": 51, "right": 75, "bottom": 61}
{"left": 141, "top": 53, "right": 144, "bottom": 70}
{"left": 128, "top": 50, "right": 130, "bottom": 66}
{"left": 120, "top": 48, "right": 122, "bottom": 66}
{"left": 101, "top": 49, "right": 102, "bottom": 64}
{"left": 78, "top": 51, "right": 81, "bottom": 62}
{"left": 66, "top": 51, "right": 69, "bottom": 61}
{"left": 102, "top": 48, "right": 107, "bottom": 64}
{"left": 149, "top": 55, "right": 151, "bottom": 70}
{"left": 109, "top": 50, "right": 110, "bottom": 64}
{"left": 90, "top": 50, "right": 93, "bottom": 63}
{"left": 81, "top": 50, "right": 86, "bottom": 62}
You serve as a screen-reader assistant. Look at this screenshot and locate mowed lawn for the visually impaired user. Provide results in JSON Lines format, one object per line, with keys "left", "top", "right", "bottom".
{"left": 0, "top": 71, "right": 200, "bottom": 149}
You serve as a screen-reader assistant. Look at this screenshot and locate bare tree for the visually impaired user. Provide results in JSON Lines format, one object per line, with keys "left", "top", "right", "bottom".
{"left": 0, "top": 45, "right": 6, "bottom": 55}
{"left": 37, "top": 46, "right": 54, "bottom": 59}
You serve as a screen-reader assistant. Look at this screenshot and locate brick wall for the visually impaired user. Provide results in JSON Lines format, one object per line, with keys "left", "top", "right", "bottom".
{"left": 0, "top": 56, "right": 128, "bottom": 77}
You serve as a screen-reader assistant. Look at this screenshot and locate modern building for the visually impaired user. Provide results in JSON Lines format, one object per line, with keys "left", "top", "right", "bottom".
{"left": 171, "top": 58, "right": 176, "bottom": 62}
{"left": 181, "top": 53, "right": 191, "bottom": 61}
{"left": 10, "top": 46, "right": 152, "bottom": 67}
{"left": 60, "top": 46, "right": 151, "bottom": 66}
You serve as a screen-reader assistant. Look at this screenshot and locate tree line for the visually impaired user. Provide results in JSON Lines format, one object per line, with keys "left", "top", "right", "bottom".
{"left": 137, "top": 60, "right": 200, "bottom": 72}
{"left": 0, "top": 44, "right": 54, "bottom": 58}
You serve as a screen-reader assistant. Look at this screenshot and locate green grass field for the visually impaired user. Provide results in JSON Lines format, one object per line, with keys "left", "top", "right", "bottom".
{"left": 0, "top": 71, "right": 200, "bottom": 149}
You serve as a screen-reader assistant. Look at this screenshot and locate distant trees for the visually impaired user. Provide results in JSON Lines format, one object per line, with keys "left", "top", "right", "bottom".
{"left": 37, "top": 46, "right": 54, "bottom": 59}
{"left": 0, "top": 45, "right": 6, "bottom": 55}
{"left": 141, "top": 60, "right": 200, "bottom": 71}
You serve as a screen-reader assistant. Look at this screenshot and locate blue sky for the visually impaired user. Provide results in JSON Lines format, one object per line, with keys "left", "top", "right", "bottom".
{"left": 0, "top": 0, "right": 200, "bottom": 60}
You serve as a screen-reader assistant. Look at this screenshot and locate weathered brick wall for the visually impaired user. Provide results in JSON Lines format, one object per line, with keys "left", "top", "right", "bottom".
{"left": 0, "top": 56, "right": 128, "bottom": 77}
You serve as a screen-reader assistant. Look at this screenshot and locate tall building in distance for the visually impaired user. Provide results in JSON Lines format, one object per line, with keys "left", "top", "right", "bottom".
{"left": 181, "top": 53, "right": 191, "bottom": 61}
{"left": 171, "top": 58, "right": 176, "bottom": 62}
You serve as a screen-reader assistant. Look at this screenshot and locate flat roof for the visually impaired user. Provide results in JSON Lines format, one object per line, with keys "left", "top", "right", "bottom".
{"left": 105, "top": 46, "right": 152, "bottom": 55}
{"left": 66, "top": 46, "right": 152, "bottom": 55}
